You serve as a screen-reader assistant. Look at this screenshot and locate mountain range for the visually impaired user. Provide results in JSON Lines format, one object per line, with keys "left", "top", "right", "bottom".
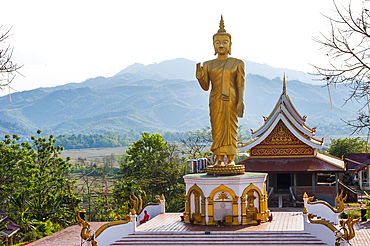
{"left": 0, "top": 58, "right": 360, "bottom": 139}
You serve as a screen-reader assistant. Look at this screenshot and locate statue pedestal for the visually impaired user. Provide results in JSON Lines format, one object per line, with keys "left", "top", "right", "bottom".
{"left": 183, "top": 172, "right": 269, "bottom": 225}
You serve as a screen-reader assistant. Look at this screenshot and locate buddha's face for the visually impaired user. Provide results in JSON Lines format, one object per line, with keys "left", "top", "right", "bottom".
{"left": 213, "top": 35, "right": 231, "bottom": 55}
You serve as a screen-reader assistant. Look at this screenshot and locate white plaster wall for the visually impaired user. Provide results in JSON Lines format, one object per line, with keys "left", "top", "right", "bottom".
{"left": 184, "top": 174, "right": 267, "bottom": 199}
{"left": 307, "top": 203, "right": 339, "bottom": 225}
{"left": 96, "top": 221, "right": 135, "bottom": 246}
{"left": 136, "top": 204, "right": 161, "bottom": 226}
{"left": 303, "top": 214, "right": 336, "bottom": 246}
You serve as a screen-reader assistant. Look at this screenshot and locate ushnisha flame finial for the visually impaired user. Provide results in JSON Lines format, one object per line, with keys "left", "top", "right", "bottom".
{"left": 213, "top": 15, "right": 232, "bottom": 43}
{"left": 216, "top": 14, "right": 228, "bottom": 35}
{"left": 220, "top": 15, "right": 225, "bottom": 30}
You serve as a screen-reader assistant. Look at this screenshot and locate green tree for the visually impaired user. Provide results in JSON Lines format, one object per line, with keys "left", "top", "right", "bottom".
{"left": 0, "top": 130, "right": 79, "bottom": 242}
{"left": 327, "top": 137, "right": 367, "bottom": 159}
{"left": 119, "top": 132, "right": 181, "bottom": 202}
{"left": 0, "top": 134, "right": 28, "bottom": 202}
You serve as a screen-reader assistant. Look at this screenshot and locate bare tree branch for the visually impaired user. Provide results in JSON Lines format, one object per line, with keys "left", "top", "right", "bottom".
{"left": 313, "top": 0, "right": 370, "bottom": 131}
{"left": 0, "top": 26, "right": 22, "bottom": 91}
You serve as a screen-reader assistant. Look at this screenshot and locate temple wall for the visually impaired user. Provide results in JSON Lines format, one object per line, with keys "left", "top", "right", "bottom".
{"left": 295, "top": 186, "right": 336, "bottom": 201}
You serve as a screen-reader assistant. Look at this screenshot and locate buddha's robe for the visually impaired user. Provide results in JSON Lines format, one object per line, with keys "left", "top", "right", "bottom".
{"left": 201, "top": 57, "right": 245, "bottom": 156}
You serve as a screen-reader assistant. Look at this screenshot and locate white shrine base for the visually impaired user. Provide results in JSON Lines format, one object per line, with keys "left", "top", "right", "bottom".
{"left": 183, "top": 172, "right": 268, "bottom": 225}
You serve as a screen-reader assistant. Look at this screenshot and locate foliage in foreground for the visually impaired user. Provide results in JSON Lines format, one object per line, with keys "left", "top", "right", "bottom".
{"left": 116, "top": 132, "right": 185, "bottom": 212}
{"left": 0, "top": 130, "right": 80, "bottom": 244}
{"left": 326, "top": 137, "right": 368, "bottom": 184}
{"left": 361, "top": 191, "right": 370, "bottom": 219}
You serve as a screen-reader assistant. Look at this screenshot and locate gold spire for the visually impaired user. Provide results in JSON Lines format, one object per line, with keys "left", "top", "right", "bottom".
{"left": 217, "top": 14, "right": 227, "bottom": 34}
{"left": 283, "top": 74, "right": 286, "bottom": 94}
{"left": 303, "top": 192, "right": 308, "bottom": 198}
{"left": 219, "top": 15, "right": 225, "bottom": 30}
{"left": 214, "top": 15, "right": 231, "bottom": 41}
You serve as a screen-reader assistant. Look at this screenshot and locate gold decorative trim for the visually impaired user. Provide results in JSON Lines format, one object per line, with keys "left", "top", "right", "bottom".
{"left": 253, "top": 91, "right": 315, "bottom": 137}
{"left": 317, "top": 150, "right": 345, "bottom": 161}
{"left": 251, "top": 146, "right": 314, "bottom": 157}
{"left": 185, "top": 184, "right": 206, "bottom": 225}
{"left": 340, "top": 214, "right": 359, "bottom": 241}
{"left": 252, "top": 96, "right": 282, "bottom": 135}
{"left": 216, "top": 191, "right": 230, "bottom": 201}
{"left": 209, "top": 184, "right": 237, "bottom": 200}
{"left": 208, "top": 184, "right": 239, "bottom": 225}
{"left": 95, "top": 219, "right": 131, "bottom": 238}
{"left": 241, "top": 183, "right": 266, "bottom": 224}
{"left": 253, "top": 144, "right": 311, "bottom": 149}
{"left": 207, "top": 165, "right": 244, "bottom": 175}
{"left": 76, "top": 212, "right": 98, "bottom": 245}
{"left": 246, "top": 110, "right": 321, "bottom": 151}
{"left": 130, "top": 193, "right": 142, "bottom": 213}
{"left": 283, "top": 94, "right": 305, "bottom": 122}
{"left": 308, "top": 190, "right": 347, "bottom": 213}
{"left": 315, "top": 151, "right": 345, "bottom": 169}
{"left": 308, "top": 213, "right": 336, "bottom": 232}
{"left": 280, "top": 112, "right": 322, "bottom": 145}
{"left": 248, "top": 154, "right": 315, "bottom": 159}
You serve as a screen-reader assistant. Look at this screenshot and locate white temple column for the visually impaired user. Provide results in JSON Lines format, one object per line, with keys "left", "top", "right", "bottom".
{"left": 130, "top": 214, "right": 137, "bottom": 231}
{"left": 205, "top": 197, "right": 209, "bottom": 225}
{"left": 237, "top": 196, "right": 241, "bottom": 224}
{"left": 160, "top": 194, "right": 165, "bottom": 214}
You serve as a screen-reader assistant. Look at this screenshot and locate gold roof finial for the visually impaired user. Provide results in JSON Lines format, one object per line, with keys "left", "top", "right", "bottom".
{"left": 303, "top": 192, "right": 308, "bottom": 198}
{"left": 283, "top": 74, "right": 286, "bottom": 94}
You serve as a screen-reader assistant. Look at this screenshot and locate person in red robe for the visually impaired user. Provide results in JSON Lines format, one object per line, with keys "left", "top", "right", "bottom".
{"left": 140, "top": 210, "right": 149, "bottom": 224}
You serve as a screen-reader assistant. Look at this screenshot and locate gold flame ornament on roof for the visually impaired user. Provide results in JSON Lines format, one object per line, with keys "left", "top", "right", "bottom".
{"left": 283, "top": 74, "right": 286, "bottom": 94}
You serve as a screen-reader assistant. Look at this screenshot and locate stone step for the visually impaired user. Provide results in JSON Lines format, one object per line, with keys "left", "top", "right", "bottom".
{"left": 110, "top": 232, "right": 327, "bottom": 245}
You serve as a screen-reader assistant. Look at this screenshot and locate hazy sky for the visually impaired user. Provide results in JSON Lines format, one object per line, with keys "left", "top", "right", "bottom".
{"left": 0, "top": 0, "right": 358, "bottom": 95}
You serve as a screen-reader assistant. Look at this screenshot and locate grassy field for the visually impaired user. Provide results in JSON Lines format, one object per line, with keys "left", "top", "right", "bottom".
{"left": 60, "top": 146, "right": 128, "bottom": 163}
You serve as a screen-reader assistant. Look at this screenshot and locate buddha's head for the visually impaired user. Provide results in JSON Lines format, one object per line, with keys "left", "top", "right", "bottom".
{"left": 213, "top": 15, "right": 232, "bottom": 55}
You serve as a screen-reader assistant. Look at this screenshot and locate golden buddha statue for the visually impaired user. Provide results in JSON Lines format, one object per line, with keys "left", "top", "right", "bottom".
{"left": 196, "top": 15, "right": 245, "bottom": 167}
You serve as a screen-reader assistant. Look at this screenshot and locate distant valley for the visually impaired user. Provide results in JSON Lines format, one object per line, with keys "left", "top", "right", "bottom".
{"left": 0, "top": 58, "right": 360, "bottom": 140}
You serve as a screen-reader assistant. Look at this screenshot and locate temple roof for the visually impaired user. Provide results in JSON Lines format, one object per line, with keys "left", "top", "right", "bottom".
{"left": 251, "top": 77, "right": 316, "bottom": 137}
{"left": 239, "top": 152, "right": 345, "bottom": 173}
{"left": 0, "top": 209, "right": 20, "bottom": 238}
{"left": 241, "top": 77, "right": 323, "bottom": 151}
{"left": 239, "top": 76, "right": 345, "bottom": 171}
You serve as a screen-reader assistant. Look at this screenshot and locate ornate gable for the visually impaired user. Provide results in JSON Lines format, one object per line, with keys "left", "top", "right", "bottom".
{"left": 250, "top": 120, "right": 314, "bottom": 158}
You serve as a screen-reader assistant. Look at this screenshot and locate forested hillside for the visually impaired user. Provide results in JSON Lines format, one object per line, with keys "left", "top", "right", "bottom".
{"left": 0, "top": 59, "right": 359, "bottom": 138}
